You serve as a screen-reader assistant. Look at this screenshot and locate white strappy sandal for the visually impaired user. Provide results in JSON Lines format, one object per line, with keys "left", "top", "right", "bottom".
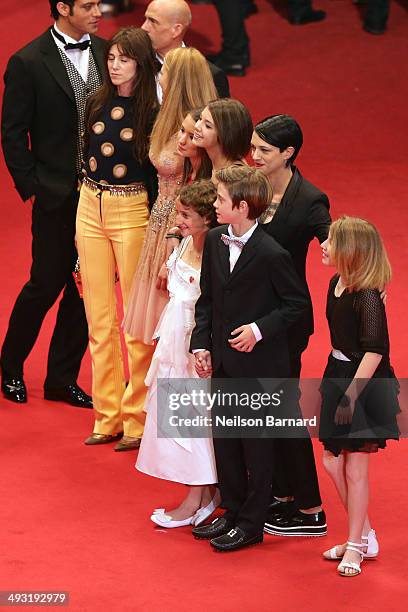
{"left": 337, "top": 541, "right": 364, "bottom": 577}
{"left": 323, "top": 545, "right": 343, "bottom": 560}
{"left": 362, "top": 528, "right": 379, "bottom": 559}
{"left": 324, "top": 528, "right": 379, "bottom": 561}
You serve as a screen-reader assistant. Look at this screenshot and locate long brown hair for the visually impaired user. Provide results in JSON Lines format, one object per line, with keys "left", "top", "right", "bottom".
{"left": 85, "top": 27, "right": 158, "bottom": 163}
{"left": 182, "top": 108, "right": 213, "bottom": 184}
{"left": 150, "top": 47, "right": 218, "bottom": 159}
{"left": 329, "top": 216, "right": 392, "bottom": 292}
{"left": 207, "top": 98, "right": 253, "bottom": 160}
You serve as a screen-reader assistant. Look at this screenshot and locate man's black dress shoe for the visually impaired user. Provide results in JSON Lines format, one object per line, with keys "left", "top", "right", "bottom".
{"left": 192, "top": 517, "right": 233, "bottom": 540}
{"left": 44, "top": 384, "right": 93, "bottom": 409}
{"left": 211, "top": 58, "right": 246, "bottom": 77}
{"left": 363, "top": 22, "right": 386, "bottom": 35}
{"left": 1, "top": 375, "right": 27, "bottom": 403}
{"left": 244, "top": 1, "right": 258, "bottom": 18}
{"left": 264, "top": 509, "right": 327, "bottom": 536}
{"left": 289, "top": 9, "right": 326, "bottom": 25}
{"left": 211, "top": 526, "right": 263, "bottom": 552}
{"left": 207, "top": 51, "right": 250, "bottom": 69}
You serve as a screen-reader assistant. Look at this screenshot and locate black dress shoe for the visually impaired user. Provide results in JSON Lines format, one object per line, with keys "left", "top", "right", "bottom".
{"left": 289, "top": 9, "right": 326, "bottom": 25}
{"left": 192, "top": 516, "right": 233, "bottom": 540}
{"left": 211, "top": 58, "right": 246, "bottom": 77}
{"left": 211, "top": 526, "right": 263, "bottom": 552}
{"left": 244, "top": 1, "right": 258, "bottom": 18}
{"left": 363, "top": 22, "right": 386, "bottom": 35}
{"left": 207, "top": 51, "right": 250, "bottom": 69}
{"left": 1, "top": 374, "right": 27, "bottom": 403}
{"left": 264, "top": 509, "right": 327, "bottom": 537}
{"left": 44, "top": 384, "right": 93, "bottom": 409}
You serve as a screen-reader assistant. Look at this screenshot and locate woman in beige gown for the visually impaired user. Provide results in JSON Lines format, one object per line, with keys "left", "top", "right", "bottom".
{"left": 121, "top": 48, "right": 218, "bottom": 450}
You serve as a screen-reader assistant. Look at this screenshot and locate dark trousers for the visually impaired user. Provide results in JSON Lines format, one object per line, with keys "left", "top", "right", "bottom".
{"left": 271, "top": 332, "right": 322, "bottom": 509}
{"left": 365, "top": 0, "right": 389, "bottom": 28}
{"left": 213, "top": 366, "right": 274, "bottom": 536}
{"left": 213, "top": 0, "right": 249, "bottom": 62}
{"left": 1, "top": 192, "right": 89, "bottom": 388}
{"left": 288, "top": 0, "right": 315, "bottom": 19}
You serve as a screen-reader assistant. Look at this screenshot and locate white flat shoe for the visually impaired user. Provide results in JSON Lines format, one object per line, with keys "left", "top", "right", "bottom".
{"left": 192, "top": 496, "right": 219, "bottom": 526}
{"left": 324, "top": 529, "right": 379, "bottom": 561}
{"left": 150, "top": 510, "right": 195, "bottom": 528}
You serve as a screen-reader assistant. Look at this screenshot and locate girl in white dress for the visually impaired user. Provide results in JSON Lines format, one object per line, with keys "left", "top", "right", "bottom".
{"left": 136, "top": 180, "right": 220, "bottom": 528}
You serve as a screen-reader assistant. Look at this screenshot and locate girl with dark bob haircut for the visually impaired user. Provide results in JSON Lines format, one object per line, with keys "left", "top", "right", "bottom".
{"left": 251, "top": 113, "right": 331, "bottom": 539}
{"left": 254, "top": 114, "right": 303, "bottom": 167}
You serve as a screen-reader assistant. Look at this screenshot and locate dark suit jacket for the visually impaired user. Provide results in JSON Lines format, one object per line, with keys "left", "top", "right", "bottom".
{"left": 1, "top": 29, "right": 106, "bottom": 210}
{"left": 190, "top": 224, "right": 309, "bottom": 378}
{"left": 208, "top": 60, "right": 230, "bottom": 98}
{"left": 261, "top": 167, "right": 331, "bottom": 343}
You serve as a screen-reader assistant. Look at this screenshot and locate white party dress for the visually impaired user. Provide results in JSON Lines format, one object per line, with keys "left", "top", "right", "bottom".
{"left": 136, "top": 237, "right": 217, "bottom": 485}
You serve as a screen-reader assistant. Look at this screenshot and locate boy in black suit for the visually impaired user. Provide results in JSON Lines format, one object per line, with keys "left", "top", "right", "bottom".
{"left": 190, "top": 165, "right": 308, "bottom": 551}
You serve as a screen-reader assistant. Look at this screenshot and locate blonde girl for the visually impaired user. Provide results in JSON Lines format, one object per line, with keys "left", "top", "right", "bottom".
{"left": 320, "top": 216, "right": 399, "bottom": 577}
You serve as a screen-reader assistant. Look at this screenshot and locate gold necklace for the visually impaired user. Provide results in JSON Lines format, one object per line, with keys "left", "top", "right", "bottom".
{"left": 183, "top": 241, "right": 202, "bottom": 268}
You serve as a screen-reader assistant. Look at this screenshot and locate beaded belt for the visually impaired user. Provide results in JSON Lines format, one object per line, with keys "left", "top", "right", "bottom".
{"left": 83, "top": 175, "right": 146, "bottom": 196}
{"left": 332, "top": 348, "right": 351, "bottom": 362}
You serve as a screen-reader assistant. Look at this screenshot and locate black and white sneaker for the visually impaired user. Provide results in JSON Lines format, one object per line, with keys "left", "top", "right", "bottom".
{"left": 264, "top": 510, "right": 327, "bottom": 537}
{"left": 266, "top": 499, "right": 296, "bottom": 523}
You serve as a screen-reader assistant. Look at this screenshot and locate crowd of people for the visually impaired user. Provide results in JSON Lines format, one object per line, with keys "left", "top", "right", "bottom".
{"left": 1, "top": 0, "right": 400, "bottom": 576}
{"left": 189, "top": 0, "right": 390, "bottom": 77}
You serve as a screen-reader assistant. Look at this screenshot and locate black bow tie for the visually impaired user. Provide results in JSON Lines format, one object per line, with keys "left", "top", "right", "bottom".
{"left": 52, "top": 27, "right": 90, "bottom": 51}
{"left": 65, "top": 40, "right": 90, "bottom": 51}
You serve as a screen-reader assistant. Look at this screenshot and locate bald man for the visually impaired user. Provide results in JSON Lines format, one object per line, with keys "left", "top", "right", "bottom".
{"left": 142, "top": 0, "right": 229, "bottom": 100}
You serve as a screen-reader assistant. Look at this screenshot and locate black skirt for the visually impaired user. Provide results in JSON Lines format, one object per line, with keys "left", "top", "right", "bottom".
{"left": 319, "top": 354, "right": 400, "bottom": 456}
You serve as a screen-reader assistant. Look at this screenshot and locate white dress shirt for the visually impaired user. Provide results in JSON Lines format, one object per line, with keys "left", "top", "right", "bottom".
{"left": 51, "top": 23, "right": 91, "bottom": 82}
{"left": 225, "top": 223, "right": 262, "bottom": 342}
{"left": 155, "top": 42, "right": 186, "bottom": 104}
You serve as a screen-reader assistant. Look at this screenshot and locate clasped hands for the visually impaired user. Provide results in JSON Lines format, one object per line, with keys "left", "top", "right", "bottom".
{"left": 194, "top": 325, "right": 257, "bottom": 378}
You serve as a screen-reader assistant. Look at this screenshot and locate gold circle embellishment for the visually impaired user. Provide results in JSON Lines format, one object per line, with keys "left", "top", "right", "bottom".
{"left": 111, "top": 106, "right": 125, "bottom": 121}
{"left": 120, "top": 128, "right": 134, "bottom": 142}
{"left": 89, "top": 157, "right": 97, "bottom": 172}
{"left": 101, "top": 142, "right": 115, "bottom": 157}
{"left": 99, "top": 180, "right": 109, "bottom": 185}
{"left": 113, "top": 164, "right": 127, "bottom": 179}
{"left": 92, "top": 121, "right": 105, "bottom": 135}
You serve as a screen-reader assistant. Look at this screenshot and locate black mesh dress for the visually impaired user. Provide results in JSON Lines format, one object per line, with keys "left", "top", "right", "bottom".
{"left": 319, "top": 275, "right": 400, "bottom": 456}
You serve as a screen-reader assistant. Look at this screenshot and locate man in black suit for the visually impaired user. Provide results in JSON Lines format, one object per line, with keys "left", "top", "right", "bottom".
{"left": 190, "top": 165, "right": 308, "bottom": 551}
{"left": 1, "top": 0, "right": 106, "bottom": 407}
{"left": 141, "top": 0, "right": 230, "bottom": 101}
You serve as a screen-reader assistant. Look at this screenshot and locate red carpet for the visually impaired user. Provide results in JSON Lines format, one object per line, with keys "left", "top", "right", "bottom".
{"left": 0, "top": 2, "right": 407, "bottom": 610}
